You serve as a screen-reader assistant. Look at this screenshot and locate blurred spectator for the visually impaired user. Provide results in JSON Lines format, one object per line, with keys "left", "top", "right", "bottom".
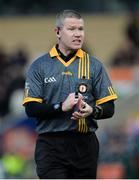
{"left": 110, "top": 13, "right": 139, "bottom": 67}
{"left": 0, "top": 161, "right": 5, "bottom": 178}
{"left": 125, "top": 117, "right": 139, "bottom": 178}
{"left": 2, "top": 153, "right": 26, "bottom": 178}
{"left": 123, "top": 0, "right": 139, "bottom": 14}
{"left": 98, "top": 113, "right": 139, "bottom": 178}
{"left": 0, "top": 47, "right": 29, "bottom": 118}
{"left": 0, "top": 46, "right": 9, "bottom": 116}
{"left": 126, "top": 12, "right": 139, "bottom": 49}
{"left": 110, "top": 38, "right": 139, "bottom": 67}
{"left": 0, "top": 46, "right": 8, "bottom": 73}
{"left": 0, "top": 122, "right": 37, "bottom": 178}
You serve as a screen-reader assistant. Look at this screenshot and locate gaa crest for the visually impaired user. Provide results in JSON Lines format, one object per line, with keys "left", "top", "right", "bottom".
{"left": 78, "top": 83, "right": 87, "bottom": 94}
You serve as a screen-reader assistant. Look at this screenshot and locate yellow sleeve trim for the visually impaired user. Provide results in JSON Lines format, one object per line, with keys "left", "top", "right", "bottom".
{"left": 96, "top": 94, "right": 118, "bottom": 105}
{"left": 23, "top": 97, "right": 43, "bottom": 105}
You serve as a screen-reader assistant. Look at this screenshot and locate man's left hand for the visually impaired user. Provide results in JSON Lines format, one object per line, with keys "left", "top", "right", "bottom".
{"left": 71, "top": 100, "right": 93, "bottom": 120}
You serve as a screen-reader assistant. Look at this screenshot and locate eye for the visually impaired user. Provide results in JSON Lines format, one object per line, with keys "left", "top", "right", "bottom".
{"left": 79, "top": 27, "right": 84, "bottom": 31}
{"left": 68, "top": 27, "right": 75, "bottom": 31}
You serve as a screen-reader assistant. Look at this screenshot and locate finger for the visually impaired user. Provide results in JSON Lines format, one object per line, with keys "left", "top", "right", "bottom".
{"left": 72, "top": 112, "right": 83, "bottom": 119}
{"left": 72, "top": 114, "right": 81, "bottom": 119}
{"left": 82, "top": 102, "right": 86, "bottom": 108}
{"left": 71, "top": 116, "right": 76, "bottom": 120}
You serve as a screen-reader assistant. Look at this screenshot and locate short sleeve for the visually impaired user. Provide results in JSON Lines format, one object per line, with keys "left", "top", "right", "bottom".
{"left": 23, "top": 61, "right": 43, "bottom": 105}
{"left": 93, "top": 62, "right": 117, "bottom": 105}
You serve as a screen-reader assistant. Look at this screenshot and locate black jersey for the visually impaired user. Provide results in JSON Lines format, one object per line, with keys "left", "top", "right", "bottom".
{"left": 23, "top": 46, "right": 117, "bottom": 134}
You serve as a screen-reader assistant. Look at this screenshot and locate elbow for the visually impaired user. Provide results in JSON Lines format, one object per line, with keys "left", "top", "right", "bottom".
{"left": 109, "top": 110, "right": 114, "bottom": 118}
{"left": 25, "top": 108, "right": 33, "bottom": 118}
{"left": 25, "top": 105, "right": 36, "bottom": 118}
{"left": 108, "top": 106, "right": 115, "bottom": 118}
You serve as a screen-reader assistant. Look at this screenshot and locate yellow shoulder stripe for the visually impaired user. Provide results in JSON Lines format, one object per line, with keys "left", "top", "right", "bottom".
{"left": 96, "top": 94, "right": 118, "bottom": 105}
{"left": 23, "top": 97, "right": 43, "bottom": 105}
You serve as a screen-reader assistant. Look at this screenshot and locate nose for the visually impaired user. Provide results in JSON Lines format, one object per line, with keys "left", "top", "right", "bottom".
{"left": 74, "top": 29, "right": 81, "bottom": 37}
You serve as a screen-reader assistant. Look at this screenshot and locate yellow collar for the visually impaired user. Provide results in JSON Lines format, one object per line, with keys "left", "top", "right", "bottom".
{"left": 49, "top": 46, "right": 84, "bottom": 58}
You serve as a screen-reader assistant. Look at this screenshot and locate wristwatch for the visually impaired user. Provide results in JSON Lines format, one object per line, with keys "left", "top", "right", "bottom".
{"left": 92, "top": 105, "right": 103, "bottom": 119}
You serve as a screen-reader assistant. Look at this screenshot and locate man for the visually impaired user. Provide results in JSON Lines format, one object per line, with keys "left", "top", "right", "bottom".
{"left": 23, "top": 10, "right": 118, "bottom": 179}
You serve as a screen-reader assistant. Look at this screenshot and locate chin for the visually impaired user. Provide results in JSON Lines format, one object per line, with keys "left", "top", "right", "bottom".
{"left": 72, "top": 45, "right": 82, "bottom": 50}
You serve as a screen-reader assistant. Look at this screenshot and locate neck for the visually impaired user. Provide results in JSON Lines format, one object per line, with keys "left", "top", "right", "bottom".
{"left": 58, "top": 44, "right": 75, "bottom": 56}
{"left": 56, "top": 44, "right": 77, "bottom": 62}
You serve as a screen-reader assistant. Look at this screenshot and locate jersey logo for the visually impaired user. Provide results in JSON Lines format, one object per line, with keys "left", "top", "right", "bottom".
{"left": 44, "top": 77, "right": 56, "bottom": 83}
{"left": 78, "top": 83, "right": 88, "bottom": 94}
{"left": 62, "top": 71, "right": 72, "bottom": 76}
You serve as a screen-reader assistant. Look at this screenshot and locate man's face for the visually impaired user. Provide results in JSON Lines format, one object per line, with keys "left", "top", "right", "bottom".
{"left": 58, "top": 17, "right": 84, "bottom": 51}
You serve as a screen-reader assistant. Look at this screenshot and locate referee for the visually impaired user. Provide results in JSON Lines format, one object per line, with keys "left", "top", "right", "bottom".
{"left": 23, "top": 9, "right": 118, "bottom": 179}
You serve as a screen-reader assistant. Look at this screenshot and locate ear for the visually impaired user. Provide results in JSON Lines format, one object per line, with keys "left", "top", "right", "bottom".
{"left": 55, "top": 27, "right": 60, "bottom": 38}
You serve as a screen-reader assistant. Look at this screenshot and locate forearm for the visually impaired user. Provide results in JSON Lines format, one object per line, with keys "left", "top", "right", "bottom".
{"left": 25, "top": 102, "right": 63, "bottom": 118}
{"left": 92, "top": 100, "right": 115, "bottom": 119}
{"left": 25, "top": 93, "right": 83, "bottom": 119}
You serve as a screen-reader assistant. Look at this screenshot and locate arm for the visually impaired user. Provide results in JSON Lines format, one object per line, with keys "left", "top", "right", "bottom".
{"left": 72, "top": 100, "right": 115, "bottom": 120}
{"left": 25, "top": 93, "right": 83, "bottom": 118}
{"left": 91, "top": 100, "right": 115, "bottom": 119}
{"left": 25, "top": 102, "right": 63, "bottom": 118}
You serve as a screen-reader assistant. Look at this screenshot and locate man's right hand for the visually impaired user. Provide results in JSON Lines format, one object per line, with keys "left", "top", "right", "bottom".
{"left": 62, "top": 93, "right": 83, "bottom": 112}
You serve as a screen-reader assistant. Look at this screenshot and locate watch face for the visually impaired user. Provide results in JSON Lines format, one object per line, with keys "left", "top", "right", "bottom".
{"left": 54, "top": 103, "right": 60, "bottom": 110}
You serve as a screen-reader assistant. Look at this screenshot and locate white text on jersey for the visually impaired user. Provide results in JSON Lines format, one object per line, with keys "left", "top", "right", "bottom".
{"left": 44, "top": 77, "right": 56, "bottom": 83}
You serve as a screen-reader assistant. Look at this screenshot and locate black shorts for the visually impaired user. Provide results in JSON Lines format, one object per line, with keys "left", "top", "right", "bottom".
{"left": 35, "top": 131, "right": 99, "bottom": 179}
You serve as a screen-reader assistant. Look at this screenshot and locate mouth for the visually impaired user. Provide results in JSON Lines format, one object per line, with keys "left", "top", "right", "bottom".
{"left": 72, "top": 39, "right": 81, "bottom": 45}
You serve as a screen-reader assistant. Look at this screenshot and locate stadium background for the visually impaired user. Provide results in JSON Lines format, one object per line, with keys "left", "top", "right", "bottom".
{"left": 0, "top": 0, "right": 139, "bottom": 178}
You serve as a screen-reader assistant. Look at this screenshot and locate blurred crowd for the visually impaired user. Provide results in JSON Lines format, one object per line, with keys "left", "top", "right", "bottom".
{"left": 97, "top": 115, "right": 139, "bottom": 178}
{"left": 0, "top": 46, "right": 38, "bottom": 178}
{"left": 0, "top": 46, "right": 28, "bottom": 118}
{"left": 0, "top": 0, "right": 138, "bottom": 15}
{"left": 110, "top": 12, "right": 139, "bottom": 67}
{"left": 98, "top": 12, "right": 139, "bottom": 178}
